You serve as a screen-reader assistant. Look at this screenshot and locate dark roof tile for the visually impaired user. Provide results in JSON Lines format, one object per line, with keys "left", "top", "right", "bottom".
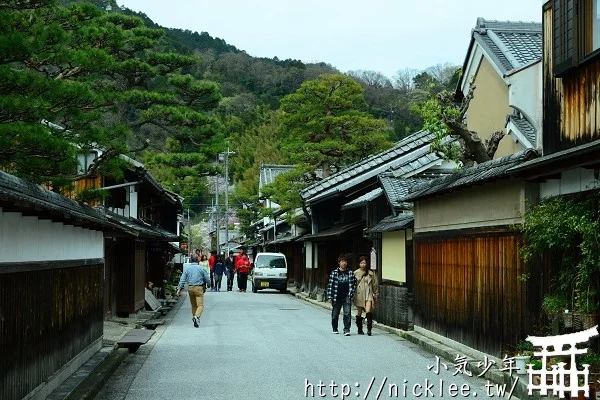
{"left": 301, "top": 130, "right": 452, "bottom": 202}
{"left": 405, "top": 148, "right": 539, "bottom": 201}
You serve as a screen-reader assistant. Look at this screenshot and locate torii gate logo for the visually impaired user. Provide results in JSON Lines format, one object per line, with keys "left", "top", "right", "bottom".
{"left": 527, "top": 325, "right": 599, "bottom": 398}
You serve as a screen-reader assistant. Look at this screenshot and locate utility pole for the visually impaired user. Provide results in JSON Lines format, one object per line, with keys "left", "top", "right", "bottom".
{"left": 224, "top": 148, "right": 235, "bottom": 255}
{"left": 187, "top": 208, "right": 191, "bottom": 260}
{"left": 215, "top": 174, "right": 219, "bottom": 255}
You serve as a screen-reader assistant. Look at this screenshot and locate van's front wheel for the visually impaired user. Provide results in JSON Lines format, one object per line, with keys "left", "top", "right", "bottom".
{"left": 252, "top": 283, "right": 257, "bottom": 293}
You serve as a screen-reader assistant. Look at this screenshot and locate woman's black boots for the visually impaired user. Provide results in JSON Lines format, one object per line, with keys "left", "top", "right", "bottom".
{"left": 355, "top": 316, "right": 364, "bottom": 335}
{"left": 366, "top": 312, "right": 373, "bottom": 336}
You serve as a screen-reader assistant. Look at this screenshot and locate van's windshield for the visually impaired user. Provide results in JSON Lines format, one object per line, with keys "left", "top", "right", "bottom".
{"left": 255, "top": 255, "right": 286, "bottom": 269}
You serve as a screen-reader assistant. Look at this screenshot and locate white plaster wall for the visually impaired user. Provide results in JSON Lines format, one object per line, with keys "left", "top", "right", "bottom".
{"left": 461, "top": 45, "right": 488, "bottom": 94}
{"left": 129, "top": 185, "right": 138, "bottom": 219}
{"left": 0, "top": 208, "right": 104, "bottom": 263}
{"left": 305, "top": 242, "right": 313, "bottom": 269}
{"left": 507, "top": 63, "right": 543, "bottom": 139}
{"left": 541, "top": 168, "right": 599, "bottom": 197}
{"left": 382, "top": 231, "right": 406, "bottom": 283}
{"left": 414, "top": 180, "right": 525, "bottom": 233}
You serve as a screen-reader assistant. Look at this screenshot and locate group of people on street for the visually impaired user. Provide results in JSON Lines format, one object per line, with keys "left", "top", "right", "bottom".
{"left": 178, "top": 247, "right": 377, "bottom": 333}
{"left": 326, "top": 254, "right": 378, "bottom": 336}
{"left": 177, "top": 247, "right": 254, "bottom": 327}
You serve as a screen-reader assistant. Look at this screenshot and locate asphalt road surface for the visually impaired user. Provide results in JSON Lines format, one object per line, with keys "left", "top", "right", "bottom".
{"left": 96, "top": 283, "right": 508, "bottom": 400}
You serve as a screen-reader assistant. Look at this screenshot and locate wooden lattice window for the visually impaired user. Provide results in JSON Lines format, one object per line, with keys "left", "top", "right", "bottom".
{"left": 579, "top": 0, "right": 600, "bottom": 57}
{"left": 553, "top": 0, "right": 600, "bottom": 76}
{"left": 553, "top": 0, "right": 576, "bottom": 75}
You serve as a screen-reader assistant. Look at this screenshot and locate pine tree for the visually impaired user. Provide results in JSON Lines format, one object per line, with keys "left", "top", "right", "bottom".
{"left": 0, "top": 1, "right": 222, "bottom": 193}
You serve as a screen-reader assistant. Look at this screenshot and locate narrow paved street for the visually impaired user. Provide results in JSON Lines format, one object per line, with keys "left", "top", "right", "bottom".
{"left": 96, "top": 283, "right": 500, "bottom": 400}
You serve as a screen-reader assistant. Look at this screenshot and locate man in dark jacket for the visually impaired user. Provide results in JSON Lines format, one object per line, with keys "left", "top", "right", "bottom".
{"left": 213, "top": 254, "right": 226, "bottom": 291}
{"left": 326, "top": 253, "right": 357, "bottom": 336}
{"left": 225, "top": 250, "right": 236, "bottom": 291}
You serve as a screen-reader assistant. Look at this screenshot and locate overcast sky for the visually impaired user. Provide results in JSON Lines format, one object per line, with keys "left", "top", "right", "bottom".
{"left": 116, "top": 0, "right": 545, "bottom": 79}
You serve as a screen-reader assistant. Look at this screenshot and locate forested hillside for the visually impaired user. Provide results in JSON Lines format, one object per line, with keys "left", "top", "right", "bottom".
{"left": 3, "top": 0, "right": 460, "bottom": 230}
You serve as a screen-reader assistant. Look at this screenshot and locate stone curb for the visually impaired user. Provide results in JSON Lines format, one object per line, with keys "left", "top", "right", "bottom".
{"left": 49, "top": 295, "right": 186, "bottom": 400}
{"left": 47, "top": 347, "right": 129, "bottom": 400}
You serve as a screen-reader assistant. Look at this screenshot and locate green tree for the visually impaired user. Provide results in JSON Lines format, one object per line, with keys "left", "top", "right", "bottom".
{"left": 229, "top": 109, "right": 285, "bottom": 198}
{"left": 279, "top": 74, "right": 392, "bottom": 178}
{"left": 256, "top": 74, "right": 392, "bottom": 214}
{"left": 0, "top": 1, "right": 222, "bottom": 196}
{"left": 417, "top": 87, "right": 504, "bottom": 166}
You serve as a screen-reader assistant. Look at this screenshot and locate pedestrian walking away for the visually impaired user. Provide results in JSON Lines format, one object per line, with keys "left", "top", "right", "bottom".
{"left": 213, "top": 254, "right": 226, "bottom": 291}
{"left": 225, "top": 250, "right": 236, "bottom": 291}
{"left": 235, "top": 248, "right": 251, "bottom": 292}
{"left": 327, "top": 253, "right": 357, "bottom": 336}
{"left": 354, "top": 255, "right": 378, "bottom": 336}
{"left": 208, "top": 250, "right": 217, "bottom": 289}
{"left": 176, "top": 254, "right": 210, "bottom": 328}
{"left": 199, "top": 254, "right": 210, "bottom": 275}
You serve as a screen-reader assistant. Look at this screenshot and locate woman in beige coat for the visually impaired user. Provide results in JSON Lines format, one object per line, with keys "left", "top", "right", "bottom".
{"left": 354, "top": 256, "right": 378, "bottom": 335}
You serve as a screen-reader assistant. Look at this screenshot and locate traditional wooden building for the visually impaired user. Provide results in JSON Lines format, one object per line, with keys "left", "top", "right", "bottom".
{"left": 512, "top": 0, "right": 600, "bottom": 192}
{"left": 400, "top": 17, "right": 545, "bottom": 356}
{"left": 256, "top": 164, "right": 308, "bottom": 287}
{"left": 405, "top": 150, "right": 541, "bottom": 355}
{"left": 300, "top": 130, "right": 455, "bottom": 293}
{"left": 98, "top": 156, "right": 182, "bottom": 317}
{"left": 0, "top": 171, "right": 116, "bottom": 400}
{"left": 457, "top": 18, "right": 543, "bottom": 157}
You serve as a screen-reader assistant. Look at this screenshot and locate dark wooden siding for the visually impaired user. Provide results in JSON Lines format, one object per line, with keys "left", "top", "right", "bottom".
{"left": 310, "top": 234, "right": 371, "bottom": 290}
{"left": 0, "top": 263, "right": 103, "bottom": 400}
{"left": 276, "top": 242, "right": 304, "bottom": 286}
{"left": 263, "top": 241, "right": 304, "bottom": 286}
{"left": 544, "top": 1, "right": 600, "bottom": 154}
{"left": 374, "top": 285, "right": 411, "bottom": 330}
{"left": 147, "top": 241, "right": 169, "bottom": 291}
{"left": 112, "top": 239, "right": 147, "bottom": 315}
{"left": 414, "top": 230, "right": 541, "bottom": 356}
{"left": 290, "top": 243, "right": 304, "bottom": 286}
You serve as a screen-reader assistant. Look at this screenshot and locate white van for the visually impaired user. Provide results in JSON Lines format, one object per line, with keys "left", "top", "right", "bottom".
{"left": 251, "top": 252, "right": 288, "bottom": 293}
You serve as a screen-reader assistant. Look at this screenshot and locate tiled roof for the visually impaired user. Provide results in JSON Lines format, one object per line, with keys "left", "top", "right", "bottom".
{"left": 507, "top": 112, "right": 537, "bottom": 148}
{"left": 378, "top": 174, "right": 428, "bottom": 209}
{"left": 340, "top": 188, "right": 383, "bottom": 210}
{"left": 259, "top": 219, "right": 286, "bottom": 232}
{"left": 104, "top": 210, "right": 179, "bottom": 241}
{"left": 507, "top": 140, "right": 600, "bottom": 176}
{"left": 301, "top": 221, "right": 364, "bottom": 241}
{"left": 472, "top": 18, "right": 542, "bottom": 75}
{"left": 367, "top": 214, "right": 414, "bottom": 233}
{"left": 259, "top": 164, "right": 295, "bottom": 189}
{"left": 0, "top": 170, "right": 115, "bottom": 230}
{"left": 405, "top": 148, "right": 539, "bottom": 201}
{"left": 121, "top": 154, "right": 182, "bottom": 210}
{"left": 301, "top": 130, "right": 450, "bottom": 203}
{"left": 267, "top": 234, "right": 304, "bottom": 245}
{"left": 390, "top": 152, "right": 441, "bottom": 176}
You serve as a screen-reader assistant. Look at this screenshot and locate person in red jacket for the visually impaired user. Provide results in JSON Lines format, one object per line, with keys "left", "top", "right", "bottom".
{"left": 235, "top": 248, "right": 251, "bottom": 292}
{"left": 208, "top": 250, "right": 217, "bottom": 290}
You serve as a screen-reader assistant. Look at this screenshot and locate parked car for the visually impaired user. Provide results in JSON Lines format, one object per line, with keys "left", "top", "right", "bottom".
{"left": 251, "top": 252, "right": 288, "bottom": 293}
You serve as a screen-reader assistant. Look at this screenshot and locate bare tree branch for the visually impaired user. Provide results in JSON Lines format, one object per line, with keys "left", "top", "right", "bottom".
{"left": 485, "top": 131, "right": 505, "bottom": 159}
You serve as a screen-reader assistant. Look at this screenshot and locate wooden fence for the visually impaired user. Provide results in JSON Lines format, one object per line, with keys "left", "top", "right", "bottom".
{"left": 414, "top": 230, "right": 542, "bottom": 356}
{"left": 374, "top": 285, "right": 412, "bottom": 330}
{"left": 0, "top": 262, "right": 103, "bottom": 400}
